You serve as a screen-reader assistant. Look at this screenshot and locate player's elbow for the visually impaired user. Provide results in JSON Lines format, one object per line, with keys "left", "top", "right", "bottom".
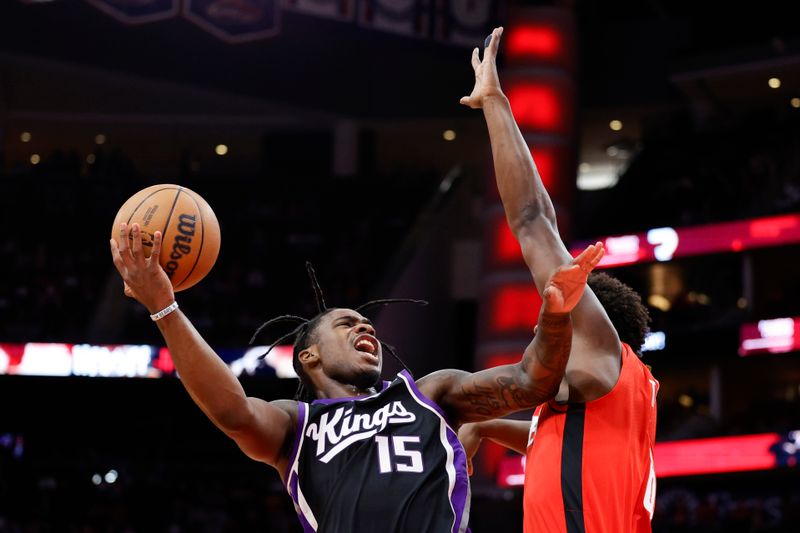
{"left": 509, "top": 201, "right": 557, "bottom": 238}
{"left": 515, "top": 364, "right": 561, "bottom": 407}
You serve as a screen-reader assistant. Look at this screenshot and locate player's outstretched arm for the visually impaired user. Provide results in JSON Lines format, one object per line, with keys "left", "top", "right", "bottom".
{"left": 110, "top": 223, "right": 295, "bottom": 472}
{"left": 462, "top": 27, "right": 621, "bottom": 399}
{"left": 419, "top": 243, "right": 603, "bottom": 425}
{"left": 458, "top": 419, "right": 531, "bottom": 475}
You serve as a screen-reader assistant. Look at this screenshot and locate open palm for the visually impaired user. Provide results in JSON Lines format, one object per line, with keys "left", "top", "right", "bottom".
{"left": 542, "top": 242, "right": 605, "bottom": 314}
{"left": 459, "top": 27, "right": 504, "bottom": 109}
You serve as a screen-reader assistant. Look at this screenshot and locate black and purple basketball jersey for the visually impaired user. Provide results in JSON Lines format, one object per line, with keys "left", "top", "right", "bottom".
{"left": 284, "top": 370, "right": 470, "bottom": 532}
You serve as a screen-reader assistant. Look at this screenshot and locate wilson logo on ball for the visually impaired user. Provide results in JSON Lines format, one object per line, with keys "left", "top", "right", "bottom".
{"left": 113, "top": 184, "right": 221, "bottom": 291}
{"left": 164, "top": 214, "right": 197, "bottom": 279}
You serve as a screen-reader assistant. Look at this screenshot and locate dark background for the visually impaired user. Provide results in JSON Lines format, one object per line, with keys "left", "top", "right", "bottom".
{"left": 1, "top": 0, "right": 800, "bottom": 531}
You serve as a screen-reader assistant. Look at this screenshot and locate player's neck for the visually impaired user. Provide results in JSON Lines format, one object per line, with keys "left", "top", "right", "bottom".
{"left": 316, "top": 381, "right": 376, "bottom": 400}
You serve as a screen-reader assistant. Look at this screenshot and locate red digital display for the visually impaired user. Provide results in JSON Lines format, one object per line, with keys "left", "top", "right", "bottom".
{"left": 506, "top": 25, "right": 562, "bottom": 60}
{"left": 739, "top": 317, "right": 800, "bottom": 356}
{"left": 570, "top": 214, "right": 800, "bottom": 268}
{"left": 496, "top": 430, "right": 798, "bottom": 487}
{"left": 488, "top": 284, "right": 541, "bottom": 333}
{"left": 506, "top": 81, "right": 570, "bottom": 133}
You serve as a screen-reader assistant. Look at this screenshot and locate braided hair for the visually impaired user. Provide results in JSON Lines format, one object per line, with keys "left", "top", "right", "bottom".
{"left": 250, "top": 262, "right": 427, "bottom": 403}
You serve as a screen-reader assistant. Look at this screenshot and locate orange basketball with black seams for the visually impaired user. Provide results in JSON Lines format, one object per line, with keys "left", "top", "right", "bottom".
{"left": 111, "top": 184, "right": 221, "bottom": 292}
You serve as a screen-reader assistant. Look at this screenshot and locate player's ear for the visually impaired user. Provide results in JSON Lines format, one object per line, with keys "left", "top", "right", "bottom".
{"left": 299, "top": 346, "right": 320, "bottom": 366}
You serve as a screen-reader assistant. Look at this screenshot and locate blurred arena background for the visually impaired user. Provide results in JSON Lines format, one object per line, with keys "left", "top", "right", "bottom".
{"left": 1, "top": 0, "right": 800, "bottom": 531}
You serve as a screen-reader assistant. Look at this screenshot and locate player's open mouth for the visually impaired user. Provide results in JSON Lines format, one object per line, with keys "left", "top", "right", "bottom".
{"left": 354, "top": 334, "right": 379, "bottom": 358}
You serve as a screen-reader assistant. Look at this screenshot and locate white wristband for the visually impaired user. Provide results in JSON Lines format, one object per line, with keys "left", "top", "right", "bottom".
{"left": 150, "top": 301, "right": 179, "bottom": 321}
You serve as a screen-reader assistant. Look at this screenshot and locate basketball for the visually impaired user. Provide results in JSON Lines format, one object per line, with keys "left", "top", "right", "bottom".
{"left": 111, "top": 184, "right": 221, "bottom": 292}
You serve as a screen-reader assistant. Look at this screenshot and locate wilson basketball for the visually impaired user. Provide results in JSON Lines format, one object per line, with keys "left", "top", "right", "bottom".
{"left": 111, "top": 184, "right": 221, "bottom": 292}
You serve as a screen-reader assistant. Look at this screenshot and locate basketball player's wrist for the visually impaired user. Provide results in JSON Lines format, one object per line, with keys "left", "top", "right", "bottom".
{"left": 481, "top": 92, "right": 508, "bottom": 109}
{"left": 537, "top": 311, "right": 570, "bottom": 328}
{"left": 147, "top": 298, "right": 178, "bottom": 319}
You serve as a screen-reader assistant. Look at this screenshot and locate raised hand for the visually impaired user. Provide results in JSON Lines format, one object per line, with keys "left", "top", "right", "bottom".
{"left": 460, "top": 27, "right": 504, "bottom": 109}
{"left": 542, "top": 242, "right": 605, "bottom": 314}
{"left": 110, "top": 223, "right": 175, "bottom": 313}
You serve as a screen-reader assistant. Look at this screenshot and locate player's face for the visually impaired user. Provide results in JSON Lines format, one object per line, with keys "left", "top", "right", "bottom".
{"left": 315, "top": 308, "right": 383, "bottom": 389}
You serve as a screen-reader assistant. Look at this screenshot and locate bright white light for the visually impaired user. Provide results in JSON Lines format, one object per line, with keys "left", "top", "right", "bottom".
{"left": 768, "top": 77, "right": 781, "bottom": 89}
{"left": 642, "top": 331, "right": 666, "bottom": 352}
{"left": 0, "top": 347, "right": 8, "bottom": 374}
{"left": 20, "top": 132, "right": 31, "bottom": 143}
{"left": 505, "top": 474, "right": 525, "bottom": 486}
{"left": 72, "top": 344, "right": 152, "bottom": 378}
{"left": 577, "top": 163, "right": 619, "bottom": 190}
{"left": 609, "top": 119, "right": 623, "bottom": 131}
{"left": 606, "top": 235, "right": 640, "bottom": 256}
{"left": 647, "top": 227, "right": 679, "bottom": 262}
{"left": 215, "top": 144, "right": 228, "bottom": 156}
{"left": 234, "top": 346, "right": 297, "bottom": 378}
{"left": 578, "top": 162, "right": 591, "bottom": 173}
{"left": 94, "top": 134, "right": 106, "bottom": 145}
{"left": 758, "top": 318, "right": 794, "bottom": 338}
{"left": 30, "top": 154, "right": 40, "bottom": 165}
{"left": 104, "top": 470, "right": 118, "bottom": 484}
{"left": 442, "top": 130, "right": 456, "bottom": 141}
{"left": 91, "top": 474, "right": 102, "bottom": 486}
{"left": 17, "top": 343, "right": 72, "bottom": 376}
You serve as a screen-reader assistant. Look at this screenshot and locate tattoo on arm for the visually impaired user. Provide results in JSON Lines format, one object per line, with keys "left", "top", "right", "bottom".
{"left": 454, "top": 312, "right": 572, "bottom": 420}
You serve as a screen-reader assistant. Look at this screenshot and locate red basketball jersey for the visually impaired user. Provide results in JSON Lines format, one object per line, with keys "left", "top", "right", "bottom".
{"left": 523, "top": 343, "right": 658, "bottom": 533}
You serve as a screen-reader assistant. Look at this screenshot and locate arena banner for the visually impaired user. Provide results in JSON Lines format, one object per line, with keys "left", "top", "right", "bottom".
{"left": 497, "top": 430, "right": 800, "bottom": 486}
{"left": 358, "top": 0, "right": 431, "bottom": 39}
{"left": 283, "top": 0, "right": 356, "bottom": 21}
{"left": 0, "top": 342, "right": 296, "bottom": 379}
{"left": 569, "top": 213, "right": 800, "bottom": 268}
{"left": 434, "top": 0, "right": 498, "bottom": 47}
{"left": 84, "top": 0, "right": 180, "bottom": 24}
{"left": 739, "top": 317, "right": 800, "bottom": 356}
{"left": 183, "top": 0, "right": 281, "bottom": 43}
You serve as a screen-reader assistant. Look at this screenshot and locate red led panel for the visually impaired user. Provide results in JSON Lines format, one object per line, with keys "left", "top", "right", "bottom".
{"left": 484, "top": 352, "right": 523, "bottom": 369}
{"left": 493, "top": 216, "right": 523, "bottom": 263}
{"left": 570, "top": 214, "right": 800, "bottom": 268}
{"left": 506, "top": 24, "right": 562, "bottom": 61}
{"left": 489, "top": 284, "right": 542, "bottom": 333}
{"left": 654, "top": 433, "right": 784, "bottom": 478}
{"left": 506, "top": 83, "right": 561, "bottom": 132}
{"left": 496, "top": 431, "right": 793, "bottom": 487}
{"left": 739, "top": 317, "right": 800, "bottom": 356}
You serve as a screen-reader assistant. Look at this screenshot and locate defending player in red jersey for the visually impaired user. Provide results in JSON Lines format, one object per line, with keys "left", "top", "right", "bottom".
{"left": 458, "top": 28, "right": 659, "bottom": 533}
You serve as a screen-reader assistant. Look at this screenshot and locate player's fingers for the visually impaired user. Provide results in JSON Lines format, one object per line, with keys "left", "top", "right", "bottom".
{"left": 467, "top": 458, "right": 474, "bottom": 476}
{"left": 471, "top": 47, "right": 480, "bottom": 70}
{"left": 109, "top": 239, "right": 127, "bottom": 275}
{"left": 459, "top": 96, "right": 471, "bottom": 106}
{"left": 486, "top": 27, "right": 503, "bottom": 60}
{"left": 586, "top": 242, "right": 605, "bottom": 270}
{"left": 148, "top": 230, "right": 163, "bottom": 268}
{"left": 130, "top": 223, "right": 144, "bottom": 263}
{"left": 118, "top": 223, "right": 130, "bottom": 256}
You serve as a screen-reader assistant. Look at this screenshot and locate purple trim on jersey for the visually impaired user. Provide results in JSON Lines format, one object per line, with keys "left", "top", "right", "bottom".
{"left": 310, "top": 377, "right": 390, "bottom": 405}
{"left": 289, "top": 472, "right": 317, "bottom": 533}
{"left": 399, "top": 370, "right": 470, "bottom": 532}
{"left": 446, "top": 426, "right": 471, "bottom": 533}
{"left": 398, "top": 369, "right": 454, "bottom": 425}
{"left": 284, "top": 401, "right": 307, "bottom": 483}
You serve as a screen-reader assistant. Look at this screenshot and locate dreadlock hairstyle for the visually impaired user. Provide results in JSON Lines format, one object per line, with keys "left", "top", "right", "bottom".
{"left": 250, "top": 262, "right": 427, "bottom": 403}
{"left": 587, "top": 272, "right": 651, "bottom": 355}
